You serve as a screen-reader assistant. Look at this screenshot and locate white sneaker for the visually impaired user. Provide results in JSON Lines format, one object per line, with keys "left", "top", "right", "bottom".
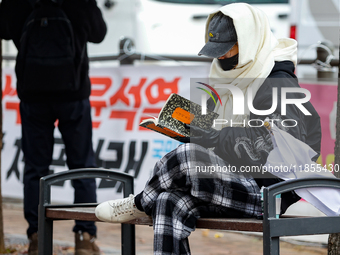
{"left": 95, "top": 194, "right": 147, "bottom": 223}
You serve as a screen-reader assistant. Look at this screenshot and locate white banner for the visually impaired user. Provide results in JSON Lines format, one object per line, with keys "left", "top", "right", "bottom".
{"left": 1, "top": 64, "right": 210, "bottom": 203}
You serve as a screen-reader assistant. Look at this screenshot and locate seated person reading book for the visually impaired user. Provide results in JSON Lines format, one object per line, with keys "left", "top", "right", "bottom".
{"left": 95, "top": 3, "right": 321, "bottom": 255}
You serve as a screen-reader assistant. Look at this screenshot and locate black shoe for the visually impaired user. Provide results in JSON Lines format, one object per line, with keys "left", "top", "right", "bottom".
{"left": 75, "top": 231, "right": 100, "bottom": 255}
{"left": 28, "top": 232, "right": 38, "bottom": 255}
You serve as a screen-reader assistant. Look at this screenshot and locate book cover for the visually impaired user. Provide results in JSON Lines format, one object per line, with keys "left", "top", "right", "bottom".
{"left": 140, "top": 93, "right": 219, "bottom": 141}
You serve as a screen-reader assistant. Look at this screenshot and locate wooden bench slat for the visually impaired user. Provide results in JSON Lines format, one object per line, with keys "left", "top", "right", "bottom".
{"left": 45, "top": 207, "right": 263, "bottom": 232}
{"left": 196, "top": 218, "right": 263, "bottom": 232}
{"left": 46, "top": 207, "right": 98, "bottom": 221}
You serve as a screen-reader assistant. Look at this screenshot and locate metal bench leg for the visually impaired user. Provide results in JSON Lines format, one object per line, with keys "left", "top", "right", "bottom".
{"left": 122, "top": 224, "right": 136, "bottom": 255}
{"left": 263, "top": 234, "right": 279, "bottom": 255}
{"left": 38, "top": 177, "right": 53, "bottom": 255}
{"left": 263, "top": 186, "right": 280, "bottom": 255}
{"left": 38, "top": 206, "right": 53, "bottom": 255}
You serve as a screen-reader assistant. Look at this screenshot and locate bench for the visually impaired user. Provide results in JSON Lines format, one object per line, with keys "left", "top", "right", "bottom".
{"left": 38, "top": 168, "right": 340, "bottom": 255}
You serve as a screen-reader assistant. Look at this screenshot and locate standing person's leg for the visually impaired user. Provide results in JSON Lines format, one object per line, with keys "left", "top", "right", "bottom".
{"left": 56, "top": 99, "right": 97, "bottom": 235}
{"left": 20, "top": 102, "right": 55, "bottom": 254}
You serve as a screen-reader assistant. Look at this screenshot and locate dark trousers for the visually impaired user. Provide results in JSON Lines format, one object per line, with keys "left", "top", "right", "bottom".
{"left": 20, "top": 99, "right": 97, "bottom": 237}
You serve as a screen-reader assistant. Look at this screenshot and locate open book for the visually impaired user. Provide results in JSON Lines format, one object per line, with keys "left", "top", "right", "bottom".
{"left": 139, "top": 93, "right": 219, "bottom": 141}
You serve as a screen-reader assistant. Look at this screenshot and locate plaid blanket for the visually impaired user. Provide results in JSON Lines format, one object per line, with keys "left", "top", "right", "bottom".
{"left": 139, "top": 143, "right": 261, "bottom": 255}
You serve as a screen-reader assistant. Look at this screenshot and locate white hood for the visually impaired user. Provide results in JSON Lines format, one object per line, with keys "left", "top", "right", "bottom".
{"left": 204, "top": 3, "right": 297, "bottom": 128}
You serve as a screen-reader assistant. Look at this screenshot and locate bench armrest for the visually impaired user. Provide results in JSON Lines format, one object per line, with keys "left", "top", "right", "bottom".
{"left": 264, "top": 177, "right": 340, "bottom": 218}
{"left": 38, "top": 168, "right": 136, "bottom": 255}
{"left": 39, "top": 168, "right": 134, "bottom": 206}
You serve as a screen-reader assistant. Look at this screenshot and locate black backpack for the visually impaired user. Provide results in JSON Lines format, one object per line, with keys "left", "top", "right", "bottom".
{"left": 16, "top": 0, "right": 80, "bottom": 92}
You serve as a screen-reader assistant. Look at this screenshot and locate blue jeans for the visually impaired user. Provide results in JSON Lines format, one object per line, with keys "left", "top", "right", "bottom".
{"left": 20, "top": 99, "right": 97, "bottom": 237}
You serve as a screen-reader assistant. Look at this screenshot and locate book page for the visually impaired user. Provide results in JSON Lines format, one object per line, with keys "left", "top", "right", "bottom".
{"left": 140, "top": 121, "right": 185, "bottom": 140}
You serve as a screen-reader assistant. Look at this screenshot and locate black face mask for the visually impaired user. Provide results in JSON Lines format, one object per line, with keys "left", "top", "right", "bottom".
{"left": 218, "top": 54, "right": 239, "bottom": 71}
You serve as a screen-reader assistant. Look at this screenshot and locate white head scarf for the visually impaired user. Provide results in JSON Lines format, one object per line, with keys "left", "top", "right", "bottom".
{"left": 204, "top": 3, "right": 297, "bottom": 128}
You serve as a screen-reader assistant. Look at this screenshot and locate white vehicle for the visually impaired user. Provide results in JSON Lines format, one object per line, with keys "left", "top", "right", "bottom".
{"left": 91, "top": 0, "right": 290, "bottom": 57}
{"left": 2, "top": 0, "right": 291, "bottom": 60}
{"left": 289, "top": 0, "right": 339, "bottom": 79}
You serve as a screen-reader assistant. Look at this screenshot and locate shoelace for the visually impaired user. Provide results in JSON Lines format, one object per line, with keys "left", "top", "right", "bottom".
{"left": 113, "top": 194, "right": 134, "bottom": 216}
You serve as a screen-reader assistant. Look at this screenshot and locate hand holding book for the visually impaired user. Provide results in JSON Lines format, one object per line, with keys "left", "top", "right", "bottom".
{"left": 139, "top": 93, "right": 219, "bottom": 142}
{"left": 178, "top": 124, "right": 220, "bottom": 148}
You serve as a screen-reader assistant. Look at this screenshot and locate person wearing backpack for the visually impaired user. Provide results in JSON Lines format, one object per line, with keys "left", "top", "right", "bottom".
{"left": 0, "top": 0, "right": 107, "bottom": 254}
